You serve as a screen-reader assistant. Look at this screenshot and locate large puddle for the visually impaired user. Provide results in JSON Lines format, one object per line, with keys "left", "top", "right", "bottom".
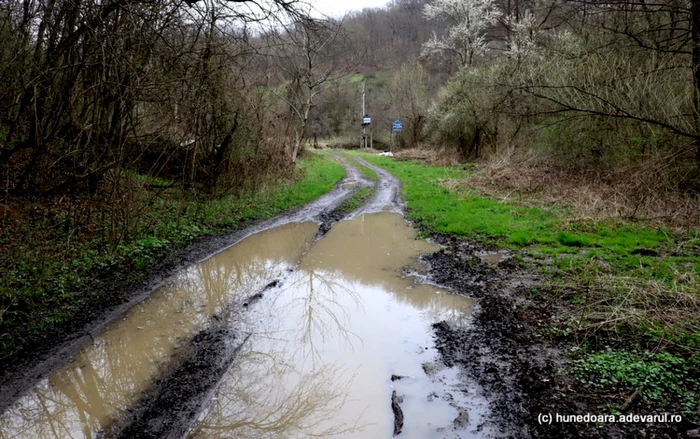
{"left": 0, "top": 213, "right": 486, "bottom": 438}
{"left": 187, "top": 213, "right": 484, "bottom": 438}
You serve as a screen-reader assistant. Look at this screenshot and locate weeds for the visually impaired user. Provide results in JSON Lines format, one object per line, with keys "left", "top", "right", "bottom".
{"left": 572, "top": 349, "right": 699, "bottom": 412}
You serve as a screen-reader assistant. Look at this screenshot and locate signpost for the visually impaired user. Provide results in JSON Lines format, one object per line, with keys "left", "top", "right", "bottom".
{"left": 391, "top": 120, "right": 403, "bottom": 151}
{"left": 361, "top": 114, "right": 371, "bottom": 149}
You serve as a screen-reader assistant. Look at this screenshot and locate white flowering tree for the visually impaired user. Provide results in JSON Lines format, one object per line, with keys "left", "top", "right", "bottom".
{"left": 422, "top": 0, "right": 501, "bottom": 67}
{"left": 503, "top": 11, "right": 541, "bottom": 61}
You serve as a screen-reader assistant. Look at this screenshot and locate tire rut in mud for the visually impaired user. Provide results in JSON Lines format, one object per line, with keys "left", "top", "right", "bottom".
{"left": 104, "top": 314, "right": 247, "bottom": 439}
{"left": 348, "top": 155, "right": 402, "bottom": 214}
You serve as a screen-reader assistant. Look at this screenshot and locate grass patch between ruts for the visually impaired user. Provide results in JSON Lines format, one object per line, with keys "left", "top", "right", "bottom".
{"left": 335, "top": 186, "right": 375, "bottom": 216}
{"left": 346, "top": 155, "right": 379, "bottom": 181}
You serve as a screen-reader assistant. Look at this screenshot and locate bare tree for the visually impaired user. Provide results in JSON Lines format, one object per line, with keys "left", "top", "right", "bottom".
{"left": 267, "top": 18, "right": 347, "bottom": 163}
{"left": 389, "top": 62, "right": 430, "bottom": 146}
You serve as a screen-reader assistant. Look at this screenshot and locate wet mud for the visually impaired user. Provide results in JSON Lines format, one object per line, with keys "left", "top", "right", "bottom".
{"left": 6, "top": 154, "right": 483, "bottom": 439}
{"left": 108, "top": 318, "right": 248, "bottom": 439}
{"left": 420, "top": 233, "right": 696, "bottom": 438}
{"left": 347, "top": 155, "right": 402, "bottom": 215}
{"left": 420, "top": 234, "right": 555, "bottom": 438}
{"left": 0, "top": 222, "right": 320, "bottom": 438}
{"left": 314, "top": 154, "right": 373, "bottom": 237}
{"left": 183, "top": 212, "right": 487, "bottom": 439}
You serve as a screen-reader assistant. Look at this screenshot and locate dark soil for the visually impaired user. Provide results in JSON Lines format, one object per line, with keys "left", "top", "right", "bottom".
{"left": 4, "top": 162, "right": 696, "bottom": 439}
{"left": 104, "top": 311, "right": 249, "bottom": 439}
{"left": 423, "top": 232, "right": 698, "bottom": 438}
{"left": 316, "top": 202, "right": 352, "bottom": 236}
{"left": 100, "top": 185, "right": 381, "bottom": 437}
{"left": 392, "top": 389, "right": 404, "bottom": 435}
{"left": 315, "top": 185, "right": 374, "bottom": 237}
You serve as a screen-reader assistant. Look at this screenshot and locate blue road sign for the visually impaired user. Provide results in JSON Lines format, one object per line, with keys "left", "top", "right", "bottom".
{"left": 392, "top": 120, "right": 403, "bottom": 133}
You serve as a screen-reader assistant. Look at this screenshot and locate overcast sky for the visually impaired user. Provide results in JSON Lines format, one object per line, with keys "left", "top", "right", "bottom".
{"left": 311, "top": 0, "right": 390, "bottom": 18}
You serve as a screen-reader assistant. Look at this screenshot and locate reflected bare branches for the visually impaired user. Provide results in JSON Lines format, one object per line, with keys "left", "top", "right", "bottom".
{"left": 0, "top": 223, "right": 319, "bottom": 439}
{"left": 187, "top": 343, "right": 365, "bottom": 439}
{"left": 279, "top": 268, "right": 365, "bottom": 364}
{"left": 1, "top": 215, "right": 477, "bottom": 439}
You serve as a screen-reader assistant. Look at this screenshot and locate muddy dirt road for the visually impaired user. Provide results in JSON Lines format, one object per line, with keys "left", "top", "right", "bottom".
{"left": 0, "top": 155, "right": 513, "bottom": 439}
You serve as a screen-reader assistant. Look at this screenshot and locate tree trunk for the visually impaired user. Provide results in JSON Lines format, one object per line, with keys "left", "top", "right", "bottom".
{"left": 291, "top": 128, "right": 303, "bottom": 164}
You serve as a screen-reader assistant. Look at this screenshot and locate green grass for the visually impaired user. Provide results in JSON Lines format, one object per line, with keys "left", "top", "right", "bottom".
{"left": 347, "top": 156, "right": 378, "bottom": 181}
{"left": 349, "top": 152, "right": 562, "bottom": 242}
{"left": 335, "top": 186, "right": 375, "bottom": 215}
{"left": 351, "top": 153, "right": 697, "bottom": 280}
{"left": 0, "top": 152, "right": 345, "bottom": 355}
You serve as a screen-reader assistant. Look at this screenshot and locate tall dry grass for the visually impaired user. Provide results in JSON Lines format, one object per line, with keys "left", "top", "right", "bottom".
{"left": 464, "top": 146, "right": 700, "bottom": 231}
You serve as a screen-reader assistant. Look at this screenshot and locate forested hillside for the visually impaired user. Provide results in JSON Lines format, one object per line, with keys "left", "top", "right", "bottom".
{"left": 316, "top": 0, "right": 700, "bottom": 226}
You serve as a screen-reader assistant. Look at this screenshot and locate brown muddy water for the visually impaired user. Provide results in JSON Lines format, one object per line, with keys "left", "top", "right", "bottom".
{"left": 0, "top": 213, "right": 488, "bottom": 439}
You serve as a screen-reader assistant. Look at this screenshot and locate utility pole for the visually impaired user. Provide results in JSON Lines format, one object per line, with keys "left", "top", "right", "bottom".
{"left": 361, "top": 80, "right": 366, "bottom": 149}
{"left": 360, "top": 80, "right": 371, "bottom": 149}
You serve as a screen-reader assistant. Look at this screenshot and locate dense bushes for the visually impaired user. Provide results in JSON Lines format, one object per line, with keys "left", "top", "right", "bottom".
{"left": 424, "top": 11, "right": 700, "bottom": 183}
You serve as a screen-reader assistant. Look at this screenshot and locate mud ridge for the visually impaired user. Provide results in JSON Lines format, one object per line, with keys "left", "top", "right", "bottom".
{"left": 315, "top": 200, "right": 358, "bottom": 237}
{"left": 104, "top": 313, "right": 250, "bottom": 439}
{"left": 423, "top": 236, "right": 555, "bottom": 438}
{"left": 106, "top": 161, "right": 405, "bottom": 437}
{"left": 314, "top": 154, "right": 374, "bottom": 237}
{"left": 348, "top": 155, "right": 403, "bottom": 215}
{"left": 391, "top": 390, "right": 404, "bottom": 436}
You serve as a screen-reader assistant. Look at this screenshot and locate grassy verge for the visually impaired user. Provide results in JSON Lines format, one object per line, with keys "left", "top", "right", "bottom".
{"left": 335, "top": 186, "right": 375, "bottom": 216}
{"left": 347, "top": 155, "right": 378, "bottom": 181}
{"left": 0, "top": 153, "right": 345, "bottom": 357}
{"left": 353, "top": 150, "right": 699, "bottom": 415}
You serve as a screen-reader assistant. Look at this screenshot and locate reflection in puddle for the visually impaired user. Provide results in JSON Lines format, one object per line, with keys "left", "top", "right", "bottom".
{"left": 0, "top": 223, "right": 319, "bottom": 439}
{"left": 189, "top": 213, "right": 484, "bottom": 439}
{"left": 1, "top": 214, "right": 487, "bottom": 439}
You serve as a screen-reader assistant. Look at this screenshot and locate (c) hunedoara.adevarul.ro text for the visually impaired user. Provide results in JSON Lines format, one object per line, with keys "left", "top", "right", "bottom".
{"left": 537, "top": 413, "right": 683, "bottom": 425}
